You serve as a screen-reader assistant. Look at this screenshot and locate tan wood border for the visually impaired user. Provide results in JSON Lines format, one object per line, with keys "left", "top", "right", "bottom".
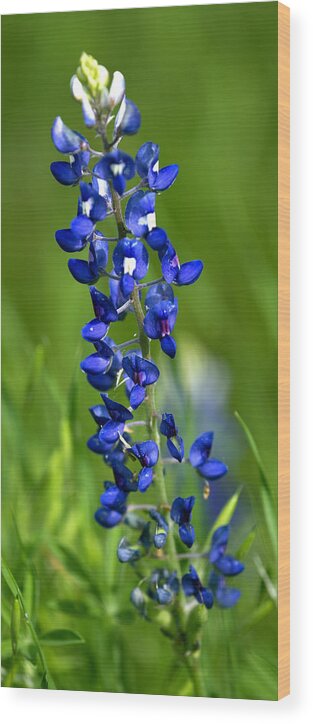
{"left": 278, "top": 1, "right": 290, "bottom": 700}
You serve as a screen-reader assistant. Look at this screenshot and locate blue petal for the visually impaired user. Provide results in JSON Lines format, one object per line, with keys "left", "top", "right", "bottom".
{"left": 80, "top": 353, "right": 112, "bottom": 375}
{"left": 135, "top": 141, "right": 159, "bottom": 178}
{"left": 81, "top": 318, "right": 108, "bottom": 342}
{"left": 131, "top": 440, "right": 159, "bottom": 468}
{"left": 87, "top": 433, "right": 112, "bottom": 455}
{"left": 55, "top": 228, "right": 87, "bottom": 252}
{"left": 101, "top": 394, "right": 133, "bottom": 422}
{"left": 216, "top": 586, "right": 241, "bottom": 608}
{"left": 94, "top": 507, "right": 123, "bottom": 528}
{"left": 99, "top": 420, "right": 124, "bottom": 444}
{"left": 100, "top": 485, "right": 127, "bottom": 509}
{"left": 138, "top": 467, "right": 153, "bottom": 492}
{"left": 179, "top": 523, "right": 195, "bottom": 548}
{"left": 197, "top": 458, "right": 228, "bottom": 480}
{"left": 70, "top": 214, "right": 94, "bottom": 240}
{"left": 167, "top": 436, "right": 184, "bottom": 462}
{"left": 176, "top": 260, "right": 203, "bottom": 286}
{"left": 145, "top": 227, "right": 168, "bottom": 251}
{"left": 155, "top": 587, "right": 173, "bottom": 605}
{"left": 129, "top": 384, "right": 146, "bottom": 409}
{"left": 50, "top": 161, "right": 81, "bottom": 185}
{"left": 90, "top": 286, "right": 118, "bottom": 322}
{"left": 148, "top": 164, "right": 179, "bottom": 191}
{"left": 116, "top": 99, "right": 141, "bottom": 135}
{"left": 89, "top": 404, "right": 110, "bottom": 426}
{"left": 189, "top": 432, "right": 214, "bottom": 468}
{"left": 160, "top": 335, "right": 176, "bottom": 358}
{"left": 215, "top": 555, "right": 245, "bottom": 577}
{"left": 121, "top": 273, "right": 135, "bottom": 297}
{"left": 89, "top": 238, "right": 109, "bottom": 275}
{"left": 68, "top": 259, "right": 98, "bottom": 284}
{"left": 81, "top": 95, "right": 96, "bottom": 127}
{"left": 87, "top": 371, "right": 117, "bottom": 391}
{"left": 195, "top": 587, "right": 214, "bottom": 609}
{"left": 51, "top": 116, "right": 85, "bottom": 154}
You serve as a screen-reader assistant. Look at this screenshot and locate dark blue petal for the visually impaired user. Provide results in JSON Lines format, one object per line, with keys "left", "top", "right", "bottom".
{"left": 95, "top": 507, "right": 123, "bottom": 528}
{"left": 215, "top": 555, "right": 245, "bottom": 577}
{"left": 138, "top": 467, "right": 153, "bottom": 492}
{"left": 179, "top": 523, "right": 195, "bottom": 548}
{"left": 89, "top": 238, "right": 109, "bottom": 275}
{"left": 50, "top": 161, "right": 81, "bottom": 185}
{"left": 160, "top": 335, "right": 176, "bottom": 358}
{"left": 189, "top": 432, "right": 214, "bottom": 468}
{"left": 81, "top": 318, "right": 108, "bottom": 342}
{"left": 80, "top": 353, "right": 112, "bottom": 375}
{"left": 131, "top": 440, "right": 159, "bottom": 468}
{"left": 68, "top": 259, "right": 98, "bottom": 284}
{"left": 195, "top": 587, "right": 214, "bottom": 609}
{"left": 101, "top": 394, "right": 133, "bottom": 422}
{"left": 143, "top": 310, "right": 159, "bottom": 339}
{"left": 55, "top": 228, "right": 87, "bottom": 252}
{"left": 176, "top": 260, "right": 203, "bottom": 286}
{"left": 197, "top": 458, "right": 228, "bottom": 480}
{"left": 70, "top": 214, "right": 94, "bottom": 240}
{"left": 100, "top": 485, "right": 127, "bottom": 509}
{"left": 90, "top": 286, "right": 118, "bottom": 322}
{"left": 89, "top": 404, "right": 110, "bottom": 426}
{"left": 167, "top": 436, "right": 184, "bottom": 462}
{"left": 129, "top": 384, "right": 146, "bottom": 409}
{"left": 99, "top": 420, "right": 124, "bottom": 444}
{"left": 87, "top": 433, "right": 112, "bottom": 455}
{"left": 145, "top": 227, "right": 168, "bottom": 251}
{"left": 121, "top": 273, "right": 135, "bottom": 297}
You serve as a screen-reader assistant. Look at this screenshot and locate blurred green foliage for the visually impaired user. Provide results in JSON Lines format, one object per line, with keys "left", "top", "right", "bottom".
{"left": 2, "top": 2, "right": 278, "bottom": 699}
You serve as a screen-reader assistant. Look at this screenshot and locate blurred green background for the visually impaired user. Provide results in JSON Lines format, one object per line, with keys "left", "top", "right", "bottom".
{"left": 2, "top": 2, "right": 278, "bottom": 699}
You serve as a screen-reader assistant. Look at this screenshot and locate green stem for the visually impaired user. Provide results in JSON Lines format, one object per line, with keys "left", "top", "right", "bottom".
{"left": 184, "top": 655, "right": 206, "bottom": 697}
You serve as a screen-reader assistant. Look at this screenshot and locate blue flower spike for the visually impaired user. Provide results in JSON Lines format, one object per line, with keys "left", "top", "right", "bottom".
{"left": 170, "top": 496, "right": 195, "bottom": 548}
{"left": 51, "top": 54, "right": 246, "bottom": 640}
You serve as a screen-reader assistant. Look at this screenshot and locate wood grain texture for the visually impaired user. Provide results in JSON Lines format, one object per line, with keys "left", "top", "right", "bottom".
{"left": 278, "top": 1, "right": 290, "bottom": 700}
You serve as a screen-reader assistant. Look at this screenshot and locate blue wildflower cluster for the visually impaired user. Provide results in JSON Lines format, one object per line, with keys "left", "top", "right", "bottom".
{"left": 51, "top": 53, "right": 245, "bottom": 635}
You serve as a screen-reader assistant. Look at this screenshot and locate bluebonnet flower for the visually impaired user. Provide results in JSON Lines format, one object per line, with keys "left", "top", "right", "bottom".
{"left": 209, "top": 572, "right": 241, "bottom": 609}
{"left": 182, "top": 565, "right": 214, "bottom": 609}
{"left": 122, "top": 354, "right": 159, "bottom": 409}
{"left": 149, "top": 509, "right": 169, "bottom": 549}
{"left": 112, "top": 238, "right": 149, "bottom": 296}
{"left": 189, "top": 432, "right": 228, "bottom": 480}
{"left": 114, "top": 97, "right": 141, "bottom": 137}
{"left": 147, "top": 569, "right": 179, "bottom": 605}
{"left": 98, "top": 394, "right": 133, "bottom": 444}
{"left": 94, "top": 149, "right": 135, "bottom": 196}
{"left": 135, "top": 141, "right": 179, "bottom": 191}
{"left": 125, "top": 190, "right": 156, "bottom": 238}
{"left": 130, "top": 440, "right": 159, "bottom": 492}
{"left": 209, "top": 526, "right": 244, "bottom": 576}
{"left": 160, "top": 413, "right": 184, "bottom": 462}
{"left": 143, "top": 296, "right": 178, "bottom": 358}
{"left": 170, "top": 496, "right": 195, "bottom": 548}
{"left": 51, "top": 116, "right": 88, "bottom": 154}
{"left": 117, "top": 522, "right": 151, "bottom": 563}
{"left": 86, "top": 342, "right": 122, "bottom": 391}
{"left": 95, "top": 477, "right": 127, "bottom": 528}
{"left": 160, "top": 242, "right": 204, "bottom": 287}
{"left": 81, "top": 339, "right": 114, "bottom": 375}
{"left": 51, "top": 150, "right": 89, "bottom": 186}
